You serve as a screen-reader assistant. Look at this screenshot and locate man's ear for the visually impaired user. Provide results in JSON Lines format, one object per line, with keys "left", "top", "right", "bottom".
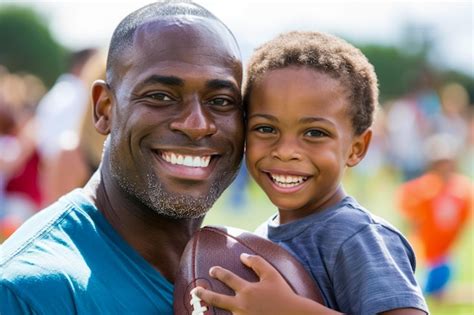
{"left": 92, "top": 80, "right": 113, "bottom": 135}
{"left": 346, "top": 129, "right": 372, "bottom": 167}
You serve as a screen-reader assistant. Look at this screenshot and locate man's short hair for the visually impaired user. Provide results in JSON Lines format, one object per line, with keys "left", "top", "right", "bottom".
{"left": 106, "top": 0, "right": 232, "bottom": 86}
{"left": 244, "top": 31, "right": 379, "bottom": 135}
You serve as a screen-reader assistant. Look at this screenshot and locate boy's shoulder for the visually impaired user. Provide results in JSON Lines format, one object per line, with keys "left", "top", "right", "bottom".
{"left": 325, "top": 196, "right": 398, "bottom": 231}
{"left": 257, "top": 196, "right": 404, "bottom": 246}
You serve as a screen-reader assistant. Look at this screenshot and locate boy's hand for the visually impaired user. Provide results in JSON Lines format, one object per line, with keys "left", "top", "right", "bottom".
{"left": 192, "top": 253, "right": 338, "bottom": 315}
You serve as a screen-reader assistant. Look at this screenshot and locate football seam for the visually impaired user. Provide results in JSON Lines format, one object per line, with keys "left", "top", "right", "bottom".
{"left": 203, "top": 226, "right": 304, "bottom": 296}
{"left": 192, "top": 229, "right": 199, "bottom": 288}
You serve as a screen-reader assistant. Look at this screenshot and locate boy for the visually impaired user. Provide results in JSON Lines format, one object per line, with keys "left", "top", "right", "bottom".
{"left": 193, "top": 31, "right": 428, "bottom": 314}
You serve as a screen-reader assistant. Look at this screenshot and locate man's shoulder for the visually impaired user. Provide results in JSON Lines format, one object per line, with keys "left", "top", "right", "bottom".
{"left": 1, "top": 190, "right": 92, "bottom": 268}
{"left": 1, "top": 190, "right": 96, "bottom": 312}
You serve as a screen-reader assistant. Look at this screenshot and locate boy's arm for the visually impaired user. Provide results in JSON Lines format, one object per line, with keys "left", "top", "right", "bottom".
{"left": 193, "top": 253, "right": 342, "bottom": 315}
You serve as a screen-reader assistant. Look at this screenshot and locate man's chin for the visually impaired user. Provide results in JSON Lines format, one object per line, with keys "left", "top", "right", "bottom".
{"left": 143, "top": 182, "right": 221, "bottom": 219}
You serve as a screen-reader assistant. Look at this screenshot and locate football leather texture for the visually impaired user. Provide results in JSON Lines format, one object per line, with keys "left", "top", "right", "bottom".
{"left": 173, "top": 225, "right": 325, "bottom": 315}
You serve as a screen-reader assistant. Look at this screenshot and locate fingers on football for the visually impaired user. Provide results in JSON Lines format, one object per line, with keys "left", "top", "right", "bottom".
{"left": 209, "top": 266, "right": 246, "bottom": 291}
{"left": 192, "top": 287, "right": 235, "bottom": 310}
{"left": 240, "top": 253, "right": 277, "bottom": 279}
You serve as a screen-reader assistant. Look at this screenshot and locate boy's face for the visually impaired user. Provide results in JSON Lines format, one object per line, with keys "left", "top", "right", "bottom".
{"left": 246, "top": 66, "right": 371, "bottom": 223}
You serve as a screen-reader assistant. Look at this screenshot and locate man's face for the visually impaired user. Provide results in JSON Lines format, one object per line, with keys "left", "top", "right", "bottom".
{"left": 106, "top": 17, "right": 244, "bottom": 218}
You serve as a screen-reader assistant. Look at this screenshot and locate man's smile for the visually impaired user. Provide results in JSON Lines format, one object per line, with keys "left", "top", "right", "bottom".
{"left": 151, "top": 148, "right": 221, "bottom": 181}
{"left": 161, "top": 151, "right": 211, "bottom": 168}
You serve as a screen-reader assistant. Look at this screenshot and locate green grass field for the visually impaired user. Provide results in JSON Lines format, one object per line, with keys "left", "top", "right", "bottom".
{"left": 204, "top": 167, "right": 474, "bottom": 315}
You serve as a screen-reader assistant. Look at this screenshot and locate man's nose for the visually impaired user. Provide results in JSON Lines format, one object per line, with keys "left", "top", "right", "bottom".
{"left": 170, "top": 97, "right": 217, "bottom": 141}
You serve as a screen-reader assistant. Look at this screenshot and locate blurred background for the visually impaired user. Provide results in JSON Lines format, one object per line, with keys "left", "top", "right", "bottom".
{"left": 0, "top": 1, "right": 472, "bottom": 314}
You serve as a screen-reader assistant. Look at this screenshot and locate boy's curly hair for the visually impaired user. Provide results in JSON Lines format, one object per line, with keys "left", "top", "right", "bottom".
{"left": 244, "top": 31, "right": 378, "bottom": 135}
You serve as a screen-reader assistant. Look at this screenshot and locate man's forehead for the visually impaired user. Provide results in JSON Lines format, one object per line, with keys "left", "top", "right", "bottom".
{"left": 108, "top": 14, "right": 242, "bottom": 91}
{"left": 132, "top": 16, "right": 240, "bottom": 58}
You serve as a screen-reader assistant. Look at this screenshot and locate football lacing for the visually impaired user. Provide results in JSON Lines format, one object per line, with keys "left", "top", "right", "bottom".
{"left": 190, "top": 290, "right": 208, "bottom": 315}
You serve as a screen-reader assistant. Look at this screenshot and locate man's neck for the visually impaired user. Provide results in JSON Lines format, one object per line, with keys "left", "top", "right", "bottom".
{"left": 84, "top": 168, "right": 204, "bottom": 283}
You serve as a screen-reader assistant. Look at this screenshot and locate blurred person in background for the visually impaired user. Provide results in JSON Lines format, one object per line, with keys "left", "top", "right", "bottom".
{"left": 386, "top": 69, "right": 441, "bottom": 181}
{"left": 460, "top": 107, "right": 474, "bottom": 178}
{"left": 0, "top": 69, "right": 46, "bottom": 240}
{"left": 43, "top": 51, "right": 107, "bottom": 202}
{"left": 432, "top": 82, "right": 470, "bottom": 148}
{"left": 397, "top": 133, "right": 473, "bottom": 299}
{"left": 35, "top": 48, "right": 97, "bottom": 206}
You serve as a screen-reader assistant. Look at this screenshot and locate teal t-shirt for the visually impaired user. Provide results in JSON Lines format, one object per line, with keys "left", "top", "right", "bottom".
{"left": 0, "top": 189, "right": 173, "bottom": 314}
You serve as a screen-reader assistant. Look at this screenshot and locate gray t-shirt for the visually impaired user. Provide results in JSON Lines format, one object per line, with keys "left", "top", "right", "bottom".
{"left": 256, "top": 196, "right": 428, "bottom": 315}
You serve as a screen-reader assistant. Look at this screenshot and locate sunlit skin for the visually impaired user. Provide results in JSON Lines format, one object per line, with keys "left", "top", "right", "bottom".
{"left": 246, "top": 66, "right": 370, "bottom": 224}
{"left": 195, "top": 67, "right": 425, "bottom": 315}
{"left": 87, "top": 16, "right": 244, "bottom": 282}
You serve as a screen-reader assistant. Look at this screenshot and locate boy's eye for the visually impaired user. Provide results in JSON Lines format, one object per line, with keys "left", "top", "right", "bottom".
{"left": 256, "top": 126, "right": 275, "bottom": 134}
{"left": 305, "top": 129, "right": 327, "bottom": 137}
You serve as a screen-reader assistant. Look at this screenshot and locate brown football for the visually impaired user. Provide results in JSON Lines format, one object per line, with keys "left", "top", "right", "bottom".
{"left": 173, "top": 225, "right": 325, "bottom": 315}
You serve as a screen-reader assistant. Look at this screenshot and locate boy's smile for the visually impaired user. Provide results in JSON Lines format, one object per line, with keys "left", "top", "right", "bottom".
{"left": 246, "top": 66, "right": 370, "bottom": 224}
{"left": 263, "top": 168, "right": 311, "bottom": 192}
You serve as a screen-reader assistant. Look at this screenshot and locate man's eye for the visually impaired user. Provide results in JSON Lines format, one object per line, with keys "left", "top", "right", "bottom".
{"left": 147, "top": 93, "right": 172, "bottom": 101}
{"left": 256, "top": 126, "right": 275, "bottom": 134}
{"left": 305, "top": 129, "right": 327, "bottom": 137}
{"left": 208, "top": 98, "right": 231, "bottom": 106}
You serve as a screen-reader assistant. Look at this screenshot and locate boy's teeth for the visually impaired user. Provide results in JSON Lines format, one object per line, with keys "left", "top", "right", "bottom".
{"left": 161, "top": 152, "right": 211, "bottom": 168}
{"left": 270, "top": 174, "right": 308, "bottom": 187}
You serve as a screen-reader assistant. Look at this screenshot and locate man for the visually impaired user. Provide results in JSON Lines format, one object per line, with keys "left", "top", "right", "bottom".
{"left": 0, "top": 1, "right": 244, "bottom": 314}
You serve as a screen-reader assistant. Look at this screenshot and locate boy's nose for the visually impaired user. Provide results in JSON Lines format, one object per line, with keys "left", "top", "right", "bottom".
{"left": 170, "top": 97, "right": 217, "bottom": 141}
{"left": 271, "top": 136, "right": 302, "bottom": 161}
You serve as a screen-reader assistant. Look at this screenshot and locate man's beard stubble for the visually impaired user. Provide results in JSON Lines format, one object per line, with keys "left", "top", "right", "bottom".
{"left": 109, "top": 151, "right": 230, "bottom": 219}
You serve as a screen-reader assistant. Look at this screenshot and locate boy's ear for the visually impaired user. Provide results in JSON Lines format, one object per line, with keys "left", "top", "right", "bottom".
{"left": 92, "top": 80, "right": 113, "bottom": 135}
{"left": 346, "top": 129, "right": 372, "bottom": 167}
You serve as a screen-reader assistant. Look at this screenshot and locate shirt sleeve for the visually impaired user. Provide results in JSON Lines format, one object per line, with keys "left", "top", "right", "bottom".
{"left": 0, "top": 282, "right": 36, "bottom": 315}
{"left": 331, "top": 224, "right": 428, "bottom": 315}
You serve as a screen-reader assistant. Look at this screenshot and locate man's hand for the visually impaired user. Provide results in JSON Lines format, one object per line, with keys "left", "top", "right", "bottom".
{"left": 192, "top": 253, "right": 340, "bottom": 315}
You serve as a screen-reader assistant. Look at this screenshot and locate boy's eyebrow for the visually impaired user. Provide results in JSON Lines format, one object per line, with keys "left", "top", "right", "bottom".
{"left": 247, "top": 113, "right": 278, "bottom": 121}
{"left": 299, "top": 117, "right": 333, "bottom": 124}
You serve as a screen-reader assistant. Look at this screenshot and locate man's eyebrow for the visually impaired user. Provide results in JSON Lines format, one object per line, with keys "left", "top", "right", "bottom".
{"left": 138, "top": 75, "right": 184, "bottom": 89}
{"left": 206, "top": 79, "right": 240, "bottom": 95}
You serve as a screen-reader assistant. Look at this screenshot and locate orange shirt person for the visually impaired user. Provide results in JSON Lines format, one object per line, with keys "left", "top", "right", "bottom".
{"left": 397, "top": 133, "right": 472, "bottom": 296}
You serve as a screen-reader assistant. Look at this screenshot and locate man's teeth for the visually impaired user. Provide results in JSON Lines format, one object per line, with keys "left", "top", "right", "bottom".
{"left": 161, "top": 152, "right": 211, "bottom": 168}
{"left": 271, "top": 174, "right": 308, "bottom": 187}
